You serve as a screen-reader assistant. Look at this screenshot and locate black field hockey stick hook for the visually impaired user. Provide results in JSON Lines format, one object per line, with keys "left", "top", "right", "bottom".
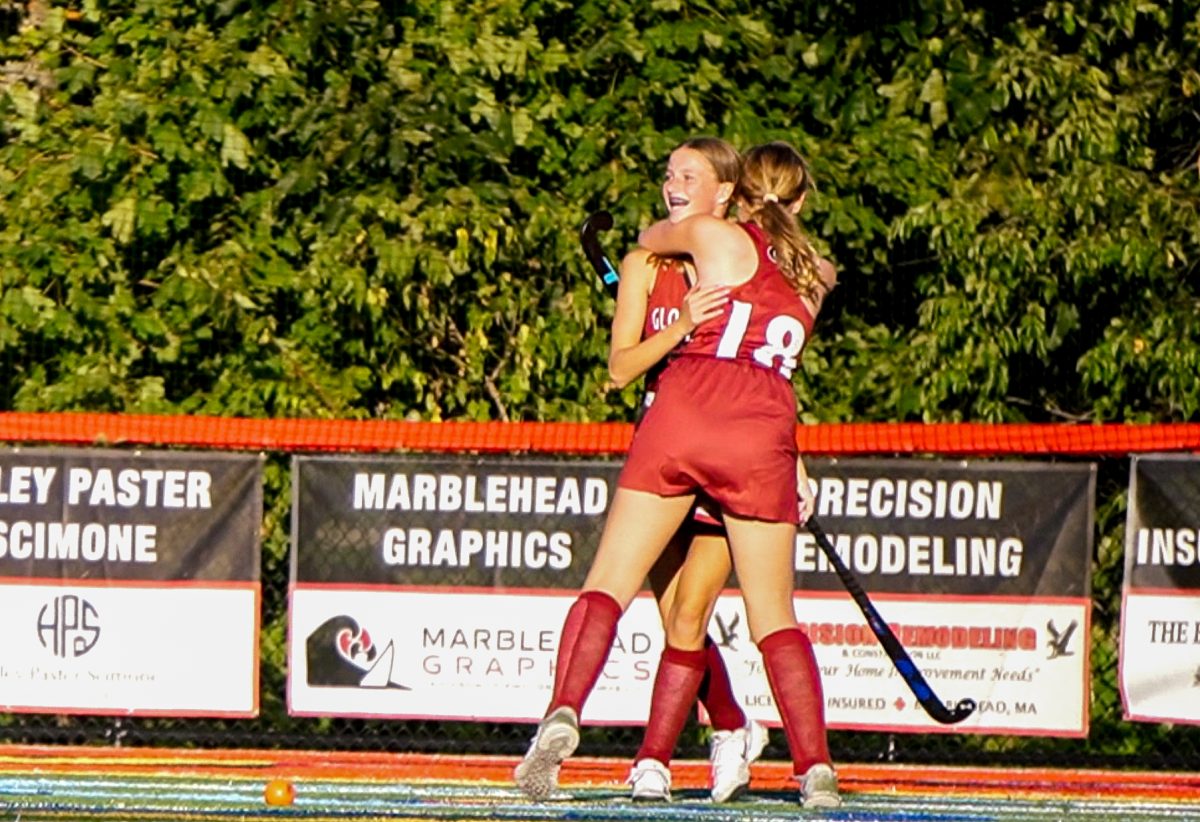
{"left": 807, "top": 518, "right": 977, "bottom": 725}
{"left": 580, "top": 210, "right": 618, "bottom": 293}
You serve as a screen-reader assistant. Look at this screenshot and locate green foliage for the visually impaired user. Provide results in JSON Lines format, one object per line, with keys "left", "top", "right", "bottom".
{"left": 871, "top": 1, "right": 1200, "bottom": 423}
{"left": 1, "top": 0, "right": 1196, "bottom": 424}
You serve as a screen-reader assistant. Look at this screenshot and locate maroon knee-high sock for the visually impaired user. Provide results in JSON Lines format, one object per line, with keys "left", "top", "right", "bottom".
{"left": 698, "top": 636, "right": 747, "bottom": 732}
{"left": 758, "top": 627, "right": 831, "bottom": 775}
{"left": 635, "top": 644, "right": 708, "bottom": 764}
{"left": 548, "top": 590, "right": 623, "bottom": 716}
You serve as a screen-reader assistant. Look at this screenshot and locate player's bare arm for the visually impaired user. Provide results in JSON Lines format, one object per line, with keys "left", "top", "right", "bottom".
{"left": 608, "top": 247, "right": 728, "bottom": 389}
{"left": 638, "top": 213, "right": 757, "bottom": 289}
{"left": 795, "top": 457, "right": 815, "bottom": 524}
{"left": 803, "top": 257, "right": 838, "bottom": 318}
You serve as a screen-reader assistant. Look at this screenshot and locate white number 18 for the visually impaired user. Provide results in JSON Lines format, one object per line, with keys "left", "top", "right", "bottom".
{"left": 714, "top": 299, "right": 807, "bottom": 379}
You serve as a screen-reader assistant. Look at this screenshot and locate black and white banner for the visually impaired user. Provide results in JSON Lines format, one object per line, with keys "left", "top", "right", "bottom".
{"left": 289, "top": 455, "right": 1094, "bottom": 736}
{"left": 0, "top": 447, "right": 262, "bottom": 716}
{"left": 781, "top": 458, "right": 1094, "bottom": 735}
{"left": 1120, "top": 454, "right": 1200, "bottom": 725}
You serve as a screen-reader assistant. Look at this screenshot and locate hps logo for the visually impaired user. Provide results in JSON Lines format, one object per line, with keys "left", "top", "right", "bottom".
{"left": 37, "top": 595, "right": 101, "bottom": 658}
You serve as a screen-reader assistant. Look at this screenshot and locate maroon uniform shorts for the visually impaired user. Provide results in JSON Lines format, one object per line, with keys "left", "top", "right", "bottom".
{"left": 619, "top": 355, "right": 800, "bottom": 524}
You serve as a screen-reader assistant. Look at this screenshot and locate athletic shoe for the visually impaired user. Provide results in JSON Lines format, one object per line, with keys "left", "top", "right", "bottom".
{"left": 798, "top": 762, "right": 841, "bottom": 808}
{"left": 628, "top": 758, "right": 672, "bottom": 802}
{"left": 709, "top": 719, "right": 768, "bottom": 802}
{"left": 743, "top": 719, "right": 769, "bottom": 763}
{"left": 514, "top": 706, "right": 580, "bottom": 800}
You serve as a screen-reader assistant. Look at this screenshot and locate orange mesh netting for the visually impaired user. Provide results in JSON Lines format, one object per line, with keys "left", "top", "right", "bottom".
{"left": 1, "top": 412, "right": 1199, "bottom": 456}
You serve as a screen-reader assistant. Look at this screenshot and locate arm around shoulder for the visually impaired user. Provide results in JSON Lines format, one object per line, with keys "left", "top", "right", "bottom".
{"left": 817, "top": 258, "right": 838, "bottom": 292}
{"left": 619, "top": 246, "right": 655, "bottom": 277}
{"left": 639, "top": 214, "right": 749, "bottom": 287}
{"left": 638, "top": 213, "right": 726, "bottom": 257}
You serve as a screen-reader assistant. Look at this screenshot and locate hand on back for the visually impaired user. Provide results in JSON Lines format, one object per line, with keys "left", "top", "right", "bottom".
{"left": 680, "top": 284, "right": 731, "bottom": 332}
{"left": 797, "top": 481, "right": 816, "bottom": 525}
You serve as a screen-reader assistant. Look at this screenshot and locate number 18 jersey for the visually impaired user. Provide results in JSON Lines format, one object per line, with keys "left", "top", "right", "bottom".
{"left": 678, "top": 221, "right": 814, "bottom": 379}
{"left": 616, "top": 221, "right": 817, "bottom": 523}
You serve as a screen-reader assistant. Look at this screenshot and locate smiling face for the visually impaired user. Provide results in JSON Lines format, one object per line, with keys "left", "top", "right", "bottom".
{"left": 661, "top": 146, "right": 734, "bottom": 222}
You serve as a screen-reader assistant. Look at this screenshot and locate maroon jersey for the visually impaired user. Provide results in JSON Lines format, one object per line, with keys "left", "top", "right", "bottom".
{"left": 642, "top": 256, "right": 691, "bottom": 395}
{"left": 636, "top": 256, "right": 723, "bottom": 527}
{"left": 678, "top": 221, "right": 814, "bottom": 380}
{"left": 618, "top": 221, "right": 813, "bottom": 524}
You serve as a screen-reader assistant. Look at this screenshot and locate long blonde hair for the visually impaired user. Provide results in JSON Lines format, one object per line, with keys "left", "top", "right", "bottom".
{"left": 736, "top": 141, "right": 822, "bottom": 299}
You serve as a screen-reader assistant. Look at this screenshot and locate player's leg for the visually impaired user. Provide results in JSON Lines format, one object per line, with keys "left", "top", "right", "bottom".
{"left": 661, "top": 531, "right": 730, "bottom": 650}
{"left": 653, "top": 530, "right": 765, "bottom": 801}
{"left": 628, "top": 526, "right": 723, "bottom": 800}
{"left": 669, "top": 533, "right": 768, "bottom": 801}
{"left": 646, "top": 526, "right": 690, "bottom": 629}
{"left": 633, "top": 537, "right": 715, "bottom": 801}
{"left": 623, "top": 524, "right": 690, "bottom": 803}
{"left": 551, "top": 488, "right": 696, "bottom": 714}
{"left": 629, "top": 525, "right": 690, "bottom": 802}
{"left": 634, "top": 529, "right": 765, "bottom": 801}
{"left": 515, "top": 488, "right": 694, "bottom": 800}
{"left": 662, "top": 532, "right": 747, "bottom": 732}
{"left": 580, "top": 488, "right": 698, "bottom": 606}
{"left": 724, "top": 515, "right": 840, "bottom": 809}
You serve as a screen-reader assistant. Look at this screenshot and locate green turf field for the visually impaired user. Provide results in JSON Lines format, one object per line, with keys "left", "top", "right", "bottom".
{"left": 4, "top": 770, "right": 1200, "bottom": 821}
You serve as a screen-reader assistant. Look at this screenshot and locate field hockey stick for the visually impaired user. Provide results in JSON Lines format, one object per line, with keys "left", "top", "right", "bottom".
{"left": 806, "top": 517, "right": 977, "bottom": 724}
{"left": 580, "top": 210, "right": 619, "bottom": 293}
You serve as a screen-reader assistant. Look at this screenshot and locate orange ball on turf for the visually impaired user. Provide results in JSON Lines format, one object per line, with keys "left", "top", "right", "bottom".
{"left": 264, "top": 778, "right": 296, "bottom": 806}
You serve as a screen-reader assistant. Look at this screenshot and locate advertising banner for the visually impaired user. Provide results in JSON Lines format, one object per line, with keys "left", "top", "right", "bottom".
{"left": 289, "top": 455, "right": 1094, "bottom": 736}
{"left": 784, "top": 458, "right": 1094, "bottom": 735}
{"left": 1120, "top": 454, "right": 1200, "bottom": 725}
{"left": 0, "top": 447, "right": 262, "bottom": 716}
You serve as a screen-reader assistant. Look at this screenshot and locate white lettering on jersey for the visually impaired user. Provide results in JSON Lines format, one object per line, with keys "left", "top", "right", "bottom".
{"left": 754, "top": 314, "right": 807, "bottom": 378}
{"left": 649, "top": 306, "right": 680, "bottom": 331}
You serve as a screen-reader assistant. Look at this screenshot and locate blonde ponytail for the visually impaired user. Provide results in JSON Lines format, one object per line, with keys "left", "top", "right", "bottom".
{"left": 737, "top": 142, "right": 822, "bottom": 300}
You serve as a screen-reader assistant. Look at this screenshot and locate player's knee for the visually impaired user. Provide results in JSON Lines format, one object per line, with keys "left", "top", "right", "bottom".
{"left": 747, "top": 613, "right": 797, "bottom": 645}
{"left": 664, "top": 601, "right": 709, "bottom": 648}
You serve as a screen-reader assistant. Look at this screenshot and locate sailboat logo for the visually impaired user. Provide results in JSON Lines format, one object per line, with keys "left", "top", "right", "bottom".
{"left": 305, "top": 615, "right": 411, "bottom": 690}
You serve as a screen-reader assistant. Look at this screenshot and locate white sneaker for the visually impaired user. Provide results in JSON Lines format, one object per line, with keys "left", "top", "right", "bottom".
{"left": 743, "top": 719, "right": 769, "bottom": 763}
{"left": 513, "top": 707, "right": 580, "bottom": 800}
{"left": 709, "top": 720, "right": 768, "bottom": 802}
{"left": 628, "top": 758, "right": 671, "bottom": 802}
{"left": 799, "top": 762, "right": 841, "bottom": 808}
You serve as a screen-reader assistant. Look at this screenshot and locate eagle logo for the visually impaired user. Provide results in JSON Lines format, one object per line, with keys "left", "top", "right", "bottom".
{"left": 1046, "top": 619, "right": 1078, "bottom": 660}
{"left": 713, "top": 611, "right": 742, "bottom": 651}
{"left": 305, "top": 615, "right": 410, "bottom": 689}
